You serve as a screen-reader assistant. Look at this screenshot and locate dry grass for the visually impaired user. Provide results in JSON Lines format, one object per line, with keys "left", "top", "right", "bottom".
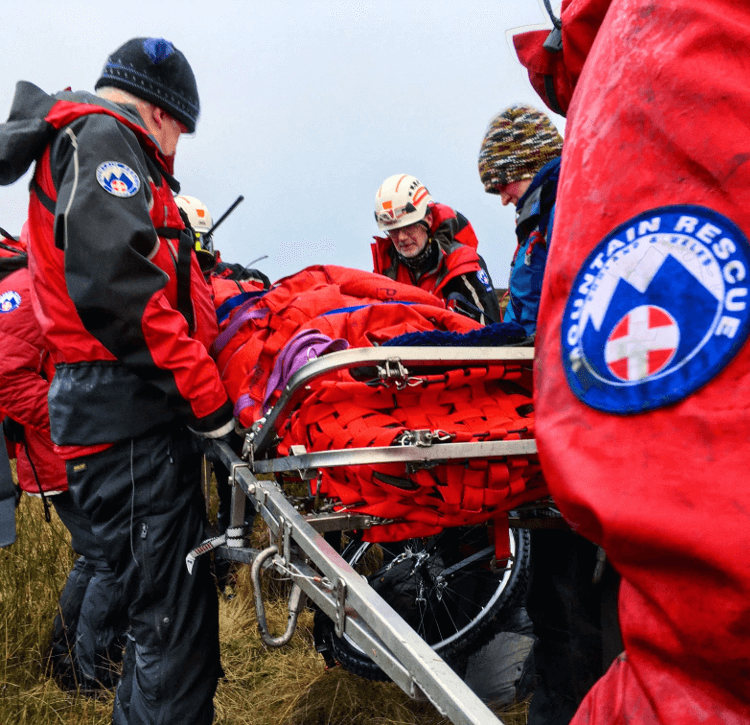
{"left": 0, "top": 491, "right": 529, "bottom": 725}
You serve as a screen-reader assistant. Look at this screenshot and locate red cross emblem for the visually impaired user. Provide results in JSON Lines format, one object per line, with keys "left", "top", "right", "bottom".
{"left": 605, "top": 305, "right": 680, "bottom": 381}
{"left": 110, "top": 179, "right": 128, "bottom": 194}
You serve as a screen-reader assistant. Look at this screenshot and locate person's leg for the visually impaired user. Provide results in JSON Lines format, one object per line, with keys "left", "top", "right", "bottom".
{"left": 214, "top": 460, "right": 254, "bottom": 595}
{"left": 526, "top": 529, "right": 621, "bottom": 725}
{"left": 50, "top": 491, "right": 126, "bottom": 691}
{"left": 213, "top": 462, "right": 233, "bottom": 593}
{"left": 215, "top": 462, "right": 232, "bottom": 534}
{"left": 46, "top": 543, "right": 95, "bottom": 689}
{"left": 67, "top": 427, "right": 221, "bottom": 725}
{"left": 76, "top": 557, "right": 127, "bottom": 688}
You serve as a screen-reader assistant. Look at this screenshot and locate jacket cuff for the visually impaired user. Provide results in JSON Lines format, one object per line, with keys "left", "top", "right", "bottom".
{"left": 188, "top": 400, "right": 235, "bottom": 437}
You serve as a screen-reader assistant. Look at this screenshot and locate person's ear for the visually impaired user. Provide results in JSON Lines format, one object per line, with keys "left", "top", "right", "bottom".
{"left": 151, "top": 105, "right": 166, "bottom": 130}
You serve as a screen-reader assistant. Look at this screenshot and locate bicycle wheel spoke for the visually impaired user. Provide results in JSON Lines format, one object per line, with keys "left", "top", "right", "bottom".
{"left": 318, "top": 526, "right": 531, "bottom": 679}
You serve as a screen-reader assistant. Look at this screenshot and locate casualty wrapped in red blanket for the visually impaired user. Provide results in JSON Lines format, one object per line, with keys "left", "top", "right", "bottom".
{"left": 211, "top": 264, "right": 546, "bottom": 542}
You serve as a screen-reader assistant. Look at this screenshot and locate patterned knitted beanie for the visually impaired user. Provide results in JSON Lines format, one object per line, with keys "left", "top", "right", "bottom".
{"left": 478, "top": 105, "right": 563, "bottom": 192}
{"left": 95, "top": 38, "right": 200, "bottom": 133}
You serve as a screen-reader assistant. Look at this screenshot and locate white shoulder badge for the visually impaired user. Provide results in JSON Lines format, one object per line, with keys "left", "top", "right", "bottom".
{"left": 0, "top": 291, "right": 21, "bottom": 313}
{"left": 96, "top": 161, "right": 141, "bottom": 198}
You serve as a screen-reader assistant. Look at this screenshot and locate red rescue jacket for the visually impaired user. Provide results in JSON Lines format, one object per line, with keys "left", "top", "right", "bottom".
{"left": 521, "top": 1, "right": 750, "bottom": 723}
{"left": 0, "top": 268, "right": 66, "bottom": 493}
{"left": 0, "top": 82, "right": 233, "bottom": 457}
{"left": 372, "top": 202, "right": 487, "bottom": 289}
{"left": 512, "top": 0, "right": 611, "bottom": 118}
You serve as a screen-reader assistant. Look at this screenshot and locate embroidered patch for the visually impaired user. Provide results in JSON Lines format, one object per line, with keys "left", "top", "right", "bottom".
{"left": 561, "top": 205, "right": 750, "bottom": 414}
{"left": 0, "top": 290, "right": 21, "bottom": 312}
{"left": 96, "top": 161, "right": 140, "bottom": 198}
{"left": 476, "top": 268, "right": 492, "bottom": 290}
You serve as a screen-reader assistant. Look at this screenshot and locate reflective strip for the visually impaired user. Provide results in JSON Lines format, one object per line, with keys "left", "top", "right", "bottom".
{"left": 185, "top": 531, "right": 226, "bottom": 574}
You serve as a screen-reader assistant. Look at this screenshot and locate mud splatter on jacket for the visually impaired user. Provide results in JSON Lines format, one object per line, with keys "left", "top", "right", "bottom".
{"left": 514, "top": 1, "right": 750, "bottom": 722}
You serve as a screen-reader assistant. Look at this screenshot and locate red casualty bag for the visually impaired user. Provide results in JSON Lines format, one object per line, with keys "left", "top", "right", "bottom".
{"left": 211, "top": 264, "right": 466, "bottom": 427}
{"left": 212, "top": 265, "right": 545, "bottom": 542}
{"left": 284, "top": 356, "right": 544, "bottom": 542}
{"left": 528, "top": 1, "right": 750, "bottom": 723}
{"left": 209, "top": 275, "right": 265, "bottom": 311}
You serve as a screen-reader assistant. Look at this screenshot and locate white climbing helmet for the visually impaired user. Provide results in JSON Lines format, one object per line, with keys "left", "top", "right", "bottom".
{"left": 374, "top": 174, "right": 432, "bottom": 232}
{"left": 175, "top": 194, "right": 214, "bottom": 248}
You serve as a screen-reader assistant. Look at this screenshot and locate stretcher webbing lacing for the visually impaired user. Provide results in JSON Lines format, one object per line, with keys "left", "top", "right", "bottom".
{"left": 279, "top": 363, "right": 546, "bottom": 542}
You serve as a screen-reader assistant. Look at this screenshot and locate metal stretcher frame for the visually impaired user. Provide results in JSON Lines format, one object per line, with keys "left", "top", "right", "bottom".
{"left": 251, "top": 345, "right": 535, "bottom": 457}
{"left": 213, "top": 346, "right": 538, "bottom": 725}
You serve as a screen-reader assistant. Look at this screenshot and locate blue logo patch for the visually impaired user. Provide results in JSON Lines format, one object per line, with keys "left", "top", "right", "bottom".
{"left": 0, "top": 290, "right": 21, "bottom": 313}
{"left": 476, "top": 268, "right": 492, "bottom": 291}
{"left": 562, "top": 205, "right": 750, "bottom": 414}
{"left": 96, "top": 162, "right": 140, "bottom": 198}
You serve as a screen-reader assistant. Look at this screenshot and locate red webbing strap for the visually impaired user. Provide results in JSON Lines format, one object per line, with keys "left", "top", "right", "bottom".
{"left": 274, "top": 364, "right": 545, "bottom": 541}
{"left": 494, "top": 514, "right": 512, "bottom": 562}
{"left": 461, "top": 460, "right": 488, "bottom": 513}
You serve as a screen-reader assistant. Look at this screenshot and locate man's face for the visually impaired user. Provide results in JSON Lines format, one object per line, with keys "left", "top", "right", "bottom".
{"left": 387, "top": 214, "right": 431, "bottom": 258}
{"left": 497, "top": 178, "right": 533, "bottom": 207}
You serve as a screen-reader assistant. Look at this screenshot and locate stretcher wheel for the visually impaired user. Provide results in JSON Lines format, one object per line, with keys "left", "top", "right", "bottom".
{"left": 315, "top": 524, "right": 531, "bottom": 680}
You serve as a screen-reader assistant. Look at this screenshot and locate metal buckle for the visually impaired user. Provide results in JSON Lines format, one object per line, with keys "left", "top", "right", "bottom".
{"left": 367, "top": 358, "right": 423, "bottom": 389}
{"left": 394, "top": 429, "right": 455, "bottom": 447}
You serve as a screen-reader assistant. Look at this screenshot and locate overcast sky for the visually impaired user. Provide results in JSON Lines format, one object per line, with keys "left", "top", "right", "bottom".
{"left": 1, "top": 0, "right": 564, "bottom": 288}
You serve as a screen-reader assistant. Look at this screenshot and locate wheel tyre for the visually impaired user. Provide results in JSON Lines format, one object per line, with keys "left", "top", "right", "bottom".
{"left": 314, "top": 526, "right": 531, "bottom": 681}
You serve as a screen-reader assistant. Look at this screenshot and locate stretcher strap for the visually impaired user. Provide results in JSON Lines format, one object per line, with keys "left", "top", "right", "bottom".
{"left": 262, "top": 330, "right": 349, "bottom": 409}
{"left": 216, "top": 289, "right": 267, "bottom": 324}
{"left": 233, "top": 394, "right": 255, "bottom": 418}
{"left": 277, "top": 367, "right": 544, "bottom": 541}
{"left": 211, "top": 302, "right": 268, "bottom": 354}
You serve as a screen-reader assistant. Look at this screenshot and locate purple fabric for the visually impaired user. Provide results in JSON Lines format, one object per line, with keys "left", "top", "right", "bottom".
{"left": 211, "top": 299, "right": 269, "bottom": 355}
{"left": 262, "top": 329, "right": 349, "bottom": 410}
{"left": 233, "top": 394, "right": 254, "bottom": 418}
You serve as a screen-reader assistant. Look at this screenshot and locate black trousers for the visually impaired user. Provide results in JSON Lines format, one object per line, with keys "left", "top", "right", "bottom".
{"left": 66, "top": 426, "right": 221, "bottom": 725}
{"left": 50, "top": 491, "right": 127, "bottom": 689}
{"left": 525, "top": 529, "right": 622, "bottom": 725}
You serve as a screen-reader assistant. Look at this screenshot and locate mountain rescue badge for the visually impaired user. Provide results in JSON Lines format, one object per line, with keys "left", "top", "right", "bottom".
{"left": 96, "top": 161, "right": 141, "bottom": 198}
{"left": 0, "top": 291, "right": 21, "bottom": 313}
{"left": 561, "top": 205, "right": 750, "bottom": 414}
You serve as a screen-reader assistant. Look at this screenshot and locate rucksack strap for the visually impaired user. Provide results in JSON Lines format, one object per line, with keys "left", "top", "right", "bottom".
{"left": 155, "top": 226, "right": 196, "bottom": 331}
{"left": 30, "top": 177, "right": 56, "bottom": 214}
{"left": 0, "top": 418, "right": 17, "bottom": 547}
